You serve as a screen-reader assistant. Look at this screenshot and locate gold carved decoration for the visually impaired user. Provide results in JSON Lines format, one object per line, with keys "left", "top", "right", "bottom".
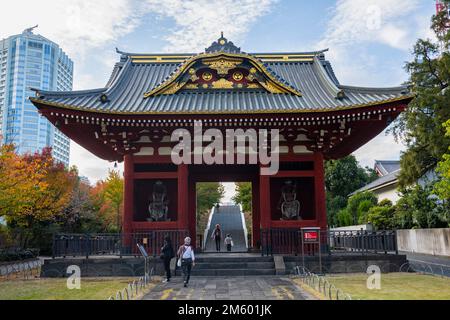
{"left": 212, "top": 78, "right": 234, "bottom": 89}
{"left": 202, "top": 72, "right": 213, "bottom": 81}
{"left": 190, "top": 74, "right": 199, "bottom": 82}
{"left": 143, "top": 52, "right": 302, "bottom": 97}
{"left": 161, "top": 82, "right": 186, "bottom": 95}
{"left": 247, "top": 83, "right": 261, "bottom": 89}
{"left": 260, "top": 81, "right": 285, "bottom": 94}
{"left": 246, "top": 74, "right": 256, "bottom": 82}
{"left": 233, "top": 71, "right": 244, "bottom": 81}
{"left": 203, "top": 57, "right": 243, "bottom": 75}
{"left": 185, "top": 83, "right": 198, "bottom": 89}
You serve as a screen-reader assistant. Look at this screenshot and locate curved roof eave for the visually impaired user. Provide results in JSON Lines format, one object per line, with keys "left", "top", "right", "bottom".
{"left": 30, "top": 94, "right": 413, "bottom": 116}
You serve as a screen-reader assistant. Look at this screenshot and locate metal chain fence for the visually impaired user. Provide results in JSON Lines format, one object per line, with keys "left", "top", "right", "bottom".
{"left": 293, "top": 266, "right": 352, "bottom": 300}
{"left": 0, "top": 259, "right": 42, "bottom": 280}
{"left": 107, "top": 267, "right": 154, "bottom": 300}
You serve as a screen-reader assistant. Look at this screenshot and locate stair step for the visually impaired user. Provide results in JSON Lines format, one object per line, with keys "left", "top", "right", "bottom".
{"left": 190, "top": 269, "right": 276, "bottom": 276}
{"left": 194, "top": 262, "right": 275, "bottom": 269}
{"left": 196, "top": 257, "right": 273, "bottom": 263}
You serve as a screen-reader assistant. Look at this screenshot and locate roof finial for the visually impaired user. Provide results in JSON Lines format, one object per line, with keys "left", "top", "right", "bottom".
{"left": 221, "top": 31, "right": 224, "bottom": 38}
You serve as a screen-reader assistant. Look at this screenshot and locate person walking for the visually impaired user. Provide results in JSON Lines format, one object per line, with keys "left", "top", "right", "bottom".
{"left": 224, "top": 234, "right": 233, "bottom": 252}
{"left": 211, "top": 224, "right": 222, "bottom": 252}
{"left": 177, "top": 237, "right": 195, "bottom": 287}
{"left": 160, "top": 236, "right": 175, "bottom": 283}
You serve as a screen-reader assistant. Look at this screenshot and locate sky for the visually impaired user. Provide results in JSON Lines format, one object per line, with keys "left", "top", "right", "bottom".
{"left": 0, "top": 0, "right": 436, "bottom": 201}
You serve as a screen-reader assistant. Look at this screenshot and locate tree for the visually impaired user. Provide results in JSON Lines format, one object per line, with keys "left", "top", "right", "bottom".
{"left": 0, "top": 146, "right": 77, "bottom": 248}
{"left": 0, "top": 144, "right": 49, "bottom": 221}
{"left": 391, "top": 3, "right": 450, "bottom": 187}
{"left": 90, "top": 172, "right": 124, "bottom": 233}
{"left": 60, "top": 174, "right": 100, "bottom": 233}
{"left": 367, "top": 200, "right": 395, "bottom": 230}
{"left": 346, "top": 192, "right": 378, "bottom": 226}
{"left": 325, "top": 156, "right": 378, "bottom": 226}
{"left": 233, "top": 182, "right": 252, "bottom": 213}
{"left": 233, "top": 182, "right": 253, "bottom": 236}
{"left": 196, "top": 183, "right": 224, "bottom": 232}
{"left": 104, "top": 170, "right": 124, "bottom": 233}
{"left": 395, "top": 183, "right": 448, "bottom": 229}
{"left": 434, "top": 119, "right": 450, "bottom": 199}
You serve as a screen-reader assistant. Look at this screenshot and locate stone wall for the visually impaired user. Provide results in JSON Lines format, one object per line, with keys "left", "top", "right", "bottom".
{"left": 397, "top": 228, "right": 450, "bottom": 257}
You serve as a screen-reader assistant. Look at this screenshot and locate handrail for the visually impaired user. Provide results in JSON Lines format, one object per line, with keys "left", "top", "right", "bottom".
{"left": 203, "top": 206, "right": 216, "bottom": 250}
{"left": 239, "top": 204, "right": 249, "bottom": 249}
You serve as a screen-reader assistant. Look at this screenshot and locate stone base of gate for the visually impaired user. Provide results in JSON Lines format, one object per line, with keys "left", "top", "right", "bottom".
{"left": 284, "top": 253, "right": 408, "bottom": 274}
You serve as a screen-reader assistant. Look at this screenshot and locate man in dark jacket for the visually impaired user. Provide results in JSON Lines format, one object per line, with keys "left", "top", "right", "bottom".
{"left": 161, "top": 236, "right": 175, "bottom": 282}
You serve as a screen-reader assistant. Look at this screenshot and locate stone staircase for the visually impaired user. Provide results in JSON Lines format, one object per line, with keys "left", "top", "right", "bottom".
{"left": 204, "top": 205, "right": 247, "bottom": 252}
{"left": 190, "top": 254, "right": 276, "bottom": 276}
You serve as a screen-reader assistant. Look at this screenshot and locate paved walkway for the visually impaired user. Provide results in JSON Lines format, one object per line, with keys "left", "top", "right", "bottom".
{"left": 142, "top": 276, "right": 315, "bottom": 300}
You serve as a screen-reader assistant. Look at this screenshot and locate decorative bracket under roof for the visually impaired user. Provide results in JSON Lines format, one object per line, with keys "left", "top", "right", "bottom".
{"left": 143, "top": 39, "right": 302, "bottom": 98}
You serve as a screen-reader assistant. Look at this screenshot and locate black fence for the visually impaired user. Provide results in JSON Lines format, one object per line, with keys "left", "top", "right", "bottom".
{"left": 53, "top": 230, "right": 189, "bottom": 259}
{"left": 260, "top": 228, "right": 398, "bottom": 256}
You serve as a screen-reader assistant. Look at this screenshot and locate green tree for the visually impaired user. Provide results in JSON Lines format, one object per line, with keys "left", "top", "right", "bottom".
{"left": 233, "top": 182, "right": 253, "bottom": 236}
{"left": 346, "top": 192, "right": 378, "bottom": 226}
{"left": 434, "top": 119, "right": 450, "bottom": 199}
{"left": 196, "top": 183, "right": 224, "bottom": 232}
{"left": 336, "top": 208, "right": 352, "bottom": 227}
{"left": 325, "top": 155, "right": 378, "bottom": 226}
{"left": 104, "top": 170, "right": 124, "bottom": 233}
{"left": 395, "top": 183, "right": 448, "bottom": 229}
{"left": 391, "top": 3, "right": 450, "bottom": 187}
{"left": 367, "top": 200, "right": 395, "bottom": 230}
{"left": 233, "top": 182, "right": 252, "bottom": 213}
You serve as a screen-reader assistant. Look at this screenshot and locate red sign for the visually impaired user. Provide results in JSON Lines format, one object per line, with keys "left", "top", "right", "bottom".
{"left": 304, "top": 231, "right": 318, "bottom": 242}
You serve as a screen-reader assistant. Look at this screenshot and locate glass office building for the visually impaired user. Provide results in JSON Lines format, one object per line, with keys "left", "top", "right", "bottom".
{"left": 0, "top": 27, "right": 72, "bottom": 166}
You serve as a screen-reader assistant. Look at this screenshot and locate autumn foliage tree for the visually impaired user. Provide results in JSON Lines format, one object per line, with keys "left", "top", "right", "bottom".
{"left": 0, "top": 145, "right": 77, "bottom": 247}
{"left": 90, "top": 170, "right": 124, "bottom": 233}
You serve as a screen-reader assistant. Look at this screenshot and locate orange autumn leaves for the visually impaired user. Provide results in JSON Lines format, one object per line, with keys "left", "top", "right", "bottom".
{"left": 0, "top": 144, "right": 77, "bottom": 227}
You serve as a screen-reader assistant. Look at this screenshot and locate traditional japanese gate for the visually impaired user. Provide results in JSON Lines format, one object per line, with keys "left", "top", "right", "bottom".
{"left": 31, "top": 35, "right": 413, "bottom": 252}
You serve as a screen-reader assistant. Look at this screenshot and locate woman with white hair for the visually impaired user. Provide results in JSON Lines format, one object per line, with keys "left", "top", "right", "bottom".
{"left": 177, "top": 237, "right": 195, "bottom": 287}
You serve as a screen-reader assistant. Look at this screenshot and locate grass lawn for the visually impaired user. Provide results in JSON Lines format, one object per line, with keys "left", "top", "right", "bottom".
{"left": 0, "top": 277, "right": 153, "bottom": 300}
{"left": 324, "top": 273, "right": 450, "bottom": 300}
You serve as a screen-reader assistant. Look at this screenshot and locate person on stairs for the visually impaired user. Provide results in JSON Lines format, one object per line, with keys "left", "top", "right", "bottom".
{"left": 224, "top": 234, "right": 234, "bottom": 252}
{"left": 177, "top": 237, "right": 195, "bottom": 287}
{"left": 211, "top": 224, "right": 222, "bottom": 252}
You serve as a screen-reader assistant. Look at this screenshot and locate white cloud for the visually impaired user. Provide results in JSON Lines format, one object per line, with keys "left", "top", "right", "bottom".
{"left": 70, "top": 142, "right": 124, "bottom": 184}
{"left": 0, "top": 0, "right": 144, "bottom": 60}
{"left": 1, "top": 1, "right": 277, "bottom": 182}
{"left": 317, "top": 0, "right": 420, "bottom": 51}
{"left": 353, "top": 128, "right": 405, "bottom": 169}
{"left": 315, "top": 0, "right": 435, "bottom": 166}
{"left": 144, "top": 0, "right": 278, "bottom": 52}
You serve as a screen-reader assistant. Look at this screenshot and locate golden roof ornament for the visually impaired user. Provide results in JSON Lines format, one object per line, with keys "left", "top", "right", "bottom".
{"left": 205, "top": 32, "right": 241, "bottom": 54}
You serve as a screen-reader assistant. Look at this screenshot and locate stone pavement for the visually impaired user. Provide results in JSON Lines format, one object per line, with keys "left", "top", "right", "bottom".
{"left": 142, "top": 276, "right": 316, "bottom": 300}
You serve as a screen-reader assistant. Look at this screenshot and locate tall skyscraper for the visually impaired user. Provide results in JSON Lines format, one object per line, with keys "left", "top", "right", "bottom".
{"left": 0, "top": 26, "right": 72, "bottom": 165}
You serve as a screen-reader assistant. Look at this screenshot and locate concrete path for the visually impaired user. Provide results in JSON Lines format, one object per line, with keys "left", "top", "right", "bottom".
{"left": 142, "top": 276, "right": 316, "bottom": 300}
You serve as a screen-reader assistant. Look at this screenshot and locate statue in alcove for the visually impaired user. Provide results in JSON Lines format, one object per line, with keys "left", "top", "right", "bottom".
{"left": 147, "top": 181, "right": 170, "bottom": 222}
{"left": 280, "top": 180, "right": 301, "bottom": 220}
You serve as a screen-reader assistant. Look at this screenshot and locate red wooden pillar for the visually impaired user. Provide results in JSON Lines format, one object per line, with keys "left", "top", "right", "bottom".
{"left": 177, "top": 164, "right": 190, "bottom": 240}
{"left": 314, "top": 152, "right": 327, "bottom": 229}
{"left": 187, "top": 176, "right": 197, "bottom": 247}
{"left": 123, "top": 154, "right": 134, "bottom": 246}
{"left": 251, "top": 178, "right": 260, "bottom": 247}
{"left": 259, "top": 166, "right": 271, "bottom": 230}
